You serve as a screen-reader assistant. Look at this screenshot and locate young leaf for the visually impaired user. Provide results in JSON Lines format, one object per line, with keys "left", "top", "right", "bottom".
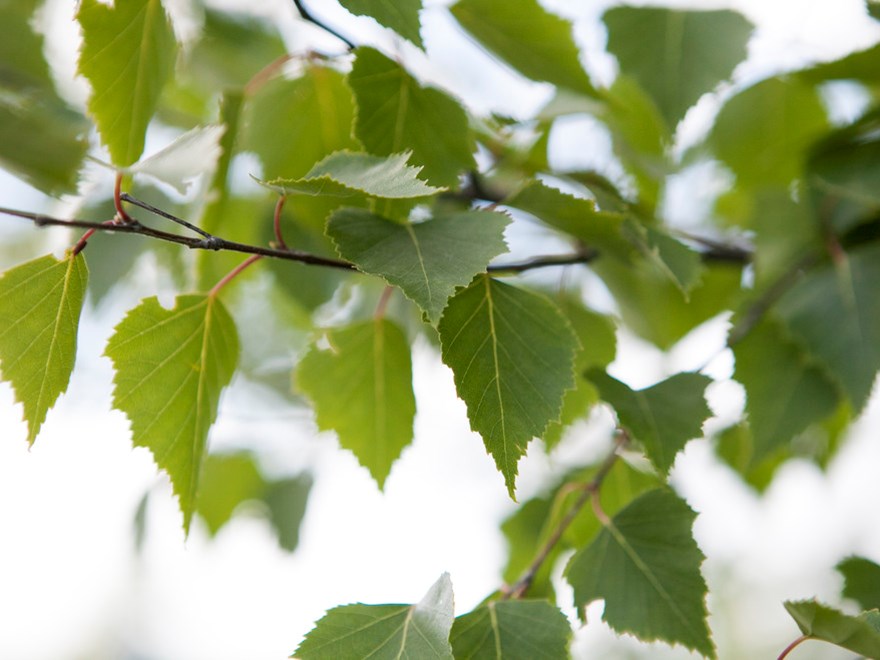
{"left": 438, "top": 276, "right": 578, "bottom": 496}
{"left": 105, "top": 294, "right": 239, "bottom": 533}
{"left": 732, "top": 319, "right": 839, "bottom": 462}
{"left": 126, "top": 125, "right": 226, "bottom": 195}
{"left": 0, "top": 254, "right": 88, "bottom": 444}
{"left": 588, "top": 370, "right": 712, "bottom": 476}
{"left": 294, "top": 573, "right": 454, "bottom": 659}
{"left": 296, "top": 319, "right": 415, "bottom": 489}
{"left": 257, "top": 151, "right": 443, "bottom": 199}
{"left": 783, "top": 600, "right": 880, "bottom": 658}
{"left": 327, "top": 208, "right": 510, "bottom": 324}
{"left": 603, "top": 7, "right": 753, "bottom": 128}
{"left": 450, "top": 0, "right": 597, "bottom": 97}
{"left": 338, "top": 0, "right": 424, "bottom": 48}
{"left": 837, "top": 556, "right": 880, "bottom": 611}
{"left": 565, "top": 488, "right": 714, "bottom": 658}
{"left": 348, "top": 47, "right": 475, "bottom": 187}
{"left": 77, "top": 0, "right": 177, "bottom": 166}
{"left": 450, "top": 600, "right": 571, "bottom": 660}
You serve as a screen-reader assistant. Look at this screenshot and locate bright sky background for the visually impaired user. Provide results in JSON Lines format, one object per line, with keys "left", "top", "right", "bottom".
{"left": 1, "top": 1, "right": 880, "bottom": 659}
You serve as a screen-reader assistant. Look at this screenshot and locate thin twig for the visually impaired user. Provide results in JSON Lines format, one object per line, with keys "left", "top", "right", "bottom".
{"left": 292, "top": 0, "right": 355, "bottom": 50}
{"left": 120, "top": 193, "right": 215, "bottom": 241}
{"left": 488, "top": 250, "right": 598, "bottom": 273}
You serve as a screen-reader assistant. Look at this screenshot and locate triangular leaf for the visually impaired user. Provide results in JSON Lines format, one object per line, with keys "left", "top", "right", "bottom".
{"left": 264, "top": 474, "right": 313, "bottom": 553}
{"left": 450, "top": 0, "right": 597, "bottom": 97}
{"left": 327, "top": 208, "right": 510, "bottom": 324}
{"left": 603, "top": 7, "right": 753, "bottom": 128}
{"left": 438, "top": 276, "right": 578, "bottom": 496}
{"left": 783, "top": 600, "right": 880, "bottom": 658}
{"left": 0, "top": 254, "right": 88, "bottom": 444}
{"left": 588, "top": 370, "right": 712, "bottom": 476}
{"left": 838, "top": 557, "right": 880, "bottom": 611}
{"left": 257, "top": 151, "right": 443, "bottom": 199}
{"left": 348, "top": 47, "right": 475, "bottom": 187}
{"left": 105, "top": 294, "right": 239, "bottom": 533}
{"left": 294, "top": 573, "right": 454, "bottom": 659}
{"left": 77, "top": 0, "right": 177, "bottom": 166}
{"left": 565, "top": 488, "right": 714, "bottom": 658}
{"left": 450, "top": 600, "right": 571, "bottom": 659}
{"left": 339, "top": 0, "right": 424, "bottom": 48}
{"left": 296, "top": 319, "right": 415, "bottom": 488}
{"left": 126, "top": 125, "right": 226, "bottom": 195}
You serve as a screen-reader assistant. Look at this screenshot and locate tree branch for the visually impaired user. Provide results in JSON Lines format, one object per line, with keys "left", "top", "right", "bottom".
{"left": 292, "top": 0, "right": 355, "bottom": 50}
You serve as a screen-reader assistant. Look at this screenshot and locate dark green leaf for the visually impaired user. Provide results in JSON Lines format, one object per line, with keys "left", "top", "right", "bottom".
{"left": 264, "top": 474, "right": 312, "bottom": 553}
{"left": 294, "top": 573, "right": 454, "bottom": 659}
{"left": 450, "top": 0, "right": 597, "bottom": 97}
{"left": 588, "top": 370, "right": 712, "bottom": 476}
{"left": 327, "top": 208, "right": 510, "bottom": 324}
{"left": 438, "top": 276, "right": 578, "bottom": 496}
{"left": 450, "top": 600, "right": 571, "bottom": 659}
{"left": 713, "top": 423, "right": 784, "bottom": 493}
{"left": 339, "top": 0, "right": 423, "bottom": 48}
{"left": 566, "top": 488, "right": 714, "bottom": 658}
{"left": 348, "top": 47, "right": 475, "bottom": 187}
{"left": 604, "top": 7, "right": 753, "bottom": 127}
{"left": 0, "top": 254, "right": 87, "bottom": 444}
{"left": 838, "top": 557, "right": 880, "bottom": 611}
{"left": 783, "top": 600, "right": 880, "bottom": 658}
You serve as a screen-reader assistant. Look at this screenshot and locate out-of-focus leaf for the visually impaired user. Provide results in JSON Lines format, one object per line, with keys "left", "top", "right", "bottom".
{"left": 450, "top": 0, "right": 597, "bottom": 97}
{"left": 798, "top": 42, "right": 880, "bottom": 85}
{"left": 327, "top": 208, "right": 509, "bottom": 324}
{"left": 604, "top": 6, "right": 753, "bottom": 128}
{"left": 264, "top": 474, "right": 312, "bottom": 552}
{"left": 0, "top": 254, "right": 87, "bottom": 444}
{"left": 339, "top": 0, "right": 424, "bottom": 48}
{"left": 629, "top": 224, "right": 704, "bottom": 296}
{"left": 838, "top": 556, "right": 880, "bottom": 611}
{"left": 196, "top": 452, "right": 264, "bottom": 535}
{"left": 438, "top": 276, "right": 578, "bottom": 496}
{"left": 783, "top": 600, "right": 880, "bottom": 658}
{"left": 348, "top": 47, "right": 475, "bottom": 187}
{"left": 124, "top": 125, "right": 225, "bottom": 195}
{"left": 714, "top": 423, "right": 784, "bottom": 493}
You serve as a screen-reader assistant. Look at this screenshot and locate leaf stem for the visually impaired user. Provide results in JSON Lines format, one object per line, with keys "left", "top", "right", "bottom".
{"left": 210, "top": 254, "right": 263, "bottom": 297}
{"left": 777, "top": 634, "right": 810, "bottom": 660}
{"left": 374, "top": 285, "right": 394, "bottom": 319}
{"left": 114, "top": 172, "right": 133, "bottom": 224}
{"left": 273, "top": 195, "right": 289, "bottom": 250}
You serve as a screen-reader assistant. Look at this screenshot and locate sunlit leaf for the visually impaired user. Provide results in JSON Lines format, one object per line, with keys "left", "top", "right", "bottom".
{"left": 783, "top": 600, "right": 880, "bottom": 658}
{"left": 837, "top": 556, "right": 880, "bottom": 611}
{"left": 327, "top": 208, "right": 509, "bottom": 324}
{"left": 348, "top": 47, "right": 475, "bottom": 187}
{"left": 438, "top": 276, "right": 578, "bottom": 496}
{"left": 450, "top": 600, "right": 571, "bottom": 659}
{"left": 566, "top": 488, "right": 714, "bottom": 658}
{"left": 105, "top": 294, "right": 239, "bottom": 532}
{"left": 77, "top": 0, "right": 177, "bottom": 166}
{"left": 295, "top": 573, "right": 454, "bottom": 659}
{"left": 339, "top": 0, "right": 424, "bottom": 48}
{"left": 296, "top": 319, "right": 415, "bottom": 488}
{"left": 0, "top": 254, "right": 87, "bottom": 444}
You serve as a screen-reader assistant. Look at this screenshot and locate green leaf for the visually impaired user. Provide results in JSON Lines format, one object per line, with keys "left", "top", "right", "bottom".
{"left": 783, "top": 600, "right": 880, "bottom": 658}
{"left": 566, "top": 488, "right": 714, "bottom": 658}
{"left": 296, "top": 319, "right": 415, "bottom": 488}
{"left": 327, "top": 208, "right": 510, "bottom": 324}
{"left": 732, "top": 319, "right": 839, "bottom": 462}
{"left": 294, "top": 573, "right": 454, "bottom": 659}
{"left": 870, "top": 0, "right": 880, "bottom": 21}
{"left": 838, "top": 557, "right": 880, "bottom": 611}
{"left": 450, "top": 0, "right": 597, "bottom": 97}
{"left": 339, "top": 0, "right": 424, "bottom": 48}
{"left": 777, "top": 244, "right": 880, "bottom": 412}
{"left": 709, "top": 77, "right": 829, "bottom": 188}
{"left": 438, "top": 276, "right": 578, "bottom": 496}
{"left": 244, "top": 63, "right": 359, "bottom": 180}
{"left": 196, "top": 452, "right": 264, "bottom": 535}
{"left": 588, "top": 370, "right": 712, "bottom": 476}
{"left": 713, "top": 423, "right": 783, "bottom": 493}
{"left": 105, "top": 294, "right": 239, "bottom": 533}
{"left": 348, "top": 47, "right": 475, "bottom": 187}
{"left": 127, "top": 124, "right": 226, "bottom": 195}
{"left": 450, "top": 600, "right": 571, "bottom": 659}
{"left": 0, "top": 254, "right": 88, "bottom": 444}
{"left": 258, "top": 151, "right": 443, "bottom": 199}
{"left": 630, "top": 224, "right": 705, "bottom": 296}
{"left": 798, "top": 42, "right": 880, "bottom": 85}
{"left": 77, "top": 0, "right": 177, "bottom": 166}
{"left": 264, "top": 474, "right": 313, "bottom": 553}
{"left": 603, "top": 7, "right": 753, "bottom": 128}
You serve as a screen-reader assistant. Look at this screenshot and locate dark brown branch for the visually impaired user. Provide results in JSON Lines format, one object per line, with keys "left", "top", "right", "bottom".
{"left": 487, "top": 250, "right": 598, "bottom": 273}
{"left": 292, "top": 0, "right": 355, "bottom": 50}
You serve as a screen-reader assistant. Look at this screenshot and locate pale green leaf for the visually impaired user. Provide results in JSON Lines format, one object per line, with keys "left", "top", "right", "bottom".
{"left": 327, "top": 208, "right": 510, "bottom": 324}
{"left": 777, "top": 244, "right": 880, "bottom": 413}
{"left": 258, "top": 151, "right": 443, "bottom": 199}
{"left": 77, "top": 0, "right": 177, "bottom": 166}
{"left": 733, "top": 319, "right": 840, "bottom": 462}
{"left": 0, "top": 254, "right": 87, "bottom": 444}
{"left": 339, "top": 0, "right": 423, "bottom": 48}
{"left": 588, "top": 370, "right": 712, "bottom": 476}
{"left": 126, "top": 124, "right": 225, "bottom": 195}
{"left": 105, "top": 294, "right": 239, "bottom": 533}
{"left": 783, "top": 600, "right": 880, "bottom": 658}
{"left": 196, "top": 452, "right": 264, "bottom": 535}
{"left": 348, "top": 47, "right": 475, "bottom": 187}
{"left": 450, "top": 600, "right": 571, "bottom": 660}
{"left": 296, "top": 319, "right": 415, "bottom": 488}
{"left": 838, "top": 556, "right": 880, "bottom": 611}
{"left": 438, "top": 276, "right": 578, "bottom": 496}
{"left": 295, "top": 573, "right": 454, "bottom": 659}
{"left": 604, "top": 7, "right": 753, "bottom": 127}
{"left": 450, "top": 0, "right": 596, "bottom": 97}
{"left": 566, "top": 488, "right": 714, "bottom": 658}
